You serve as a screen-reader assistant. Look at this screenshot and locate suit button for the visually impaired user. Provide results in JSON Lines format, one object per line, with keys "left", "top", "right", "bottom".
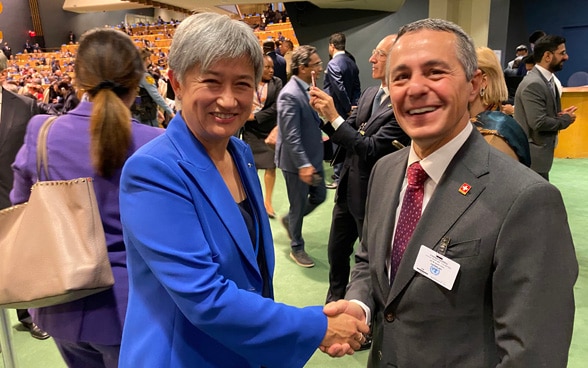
{"left": 385, "top": 312, "right": 395, "bottom": 322}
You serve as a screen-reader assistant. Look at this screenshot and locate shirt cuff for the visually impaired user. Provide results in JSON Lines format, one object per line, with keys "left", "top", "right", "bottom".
{"left": 330, "top": 116, "right": 345, "bottom": 130}
{"left": 350, "top": 299, "right": 371, "bottom": 325}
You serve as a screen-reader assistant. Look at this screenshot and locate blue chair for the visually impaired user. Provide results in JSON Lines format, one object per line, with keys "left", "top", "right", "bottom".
{"left": 567, "top": 71, "right": 588, "bottom": 87}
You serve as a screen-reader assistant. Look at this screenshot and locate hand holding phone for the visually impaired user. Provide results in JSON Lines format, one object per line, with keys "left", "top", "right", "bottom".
{"left": 311, "top": 71, "right": 317, "bottom": 88}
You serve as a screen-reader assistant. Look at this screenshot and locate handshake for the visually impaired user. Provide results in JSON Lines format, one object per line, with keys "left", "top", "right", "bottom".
{"left": 319, "top": 299, "right": 370, "bottom": 357}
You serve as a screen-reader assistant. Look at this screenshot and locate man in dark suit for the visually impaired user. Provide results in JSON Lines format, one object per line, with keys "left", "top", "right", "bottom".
{"left": 514, "top": 35, "right": 577, "bottom": 180}
{"left": 323, "top": 32, "right": 361, "bottom": 120}
{"left": 263, "top": 40, "right": 287, "bottom": 85}
{"left": 323, "top": 33, "right": 361, "bottom": 189}
{"left": 310, "top": 34, "right": 410, "bottom": 304}
{"left": 275, "top": 45, "right": 326, "bottom": 268}
{"left": 1, "top": 52, "right": 49, "bottom": 340}
{"left": 324, "top": 19, "right": 577, "bottom": 366}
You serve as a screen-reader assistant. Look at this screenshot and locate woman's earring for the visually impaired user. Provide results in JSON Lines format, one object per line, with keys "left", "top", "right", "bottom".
{"left": 479, "top": 88, "right": 485, "bottom": 97}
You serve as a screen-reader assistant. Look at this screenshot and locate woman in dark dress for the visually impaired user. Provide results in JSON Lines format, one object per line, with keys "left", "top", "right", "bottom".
{"left": 242, "top": 55, "right": 283, "bottom": 218}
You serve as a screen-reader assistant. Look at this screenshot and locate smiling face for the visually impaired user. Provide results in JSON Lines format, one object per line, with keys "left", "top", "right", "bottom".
{"left": 388, "top": 29, "right": 481, "bottom": 158}
{"left": 170, "top": 55, "right": 255, "bottom": 148}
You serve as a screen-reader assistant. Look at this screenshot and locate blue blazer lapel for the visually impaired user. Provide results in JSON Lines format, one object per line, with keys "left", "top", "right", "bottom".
{"left": 387, "top": 130, "right": 490, "bottom": 304}
{"left": 166, "top": 119, "right": 265, "bottom": 276}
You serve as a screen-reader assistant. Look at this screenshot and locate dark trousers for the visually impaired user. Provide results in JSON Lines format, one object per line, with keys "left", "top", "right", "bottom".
{"left": 282, "top": 169, "right": 326, "bottom": 251}
{"left": 326, "top": 197, "right": 363, "bottom": 303}
{"left": 54, "top": 338, "right": 120, "bottom": 368}
{"left": 17, "top": 309, "right": 32, "bottom": 324}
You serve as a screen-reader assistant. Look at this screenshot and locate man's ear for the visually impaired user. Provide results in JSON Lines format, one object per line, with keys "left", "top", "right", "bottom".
{"left": 468, "top": 69, "right": 483, "bottom": 103}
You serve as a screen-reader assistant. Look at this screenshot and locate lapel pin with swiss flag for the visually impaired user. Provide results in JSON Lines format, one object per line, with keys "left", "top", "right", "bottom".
{"left": 458, "top": 183, "right": 471, "bottom": 195}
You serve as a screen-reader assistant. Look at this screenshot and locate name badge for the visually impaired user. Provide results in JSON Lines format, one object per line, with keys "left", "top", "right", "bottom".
{"left": 413, "top": 245, "right": 460, "bottom": 290}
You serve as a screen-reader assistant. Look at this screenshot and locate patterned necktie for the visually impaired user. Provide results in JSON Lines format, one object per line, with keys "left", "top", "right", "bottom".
{"left": 548, "top": 77, "right": 557, "bottom": 98}
{"left": 390, "top": 161, "right": 428, "bottom": 280}
{"left": 549, "top": 77, "right": 561, "bottom": 111}
{"left": 371, "top": 87, "right": 385, "bottom": 114}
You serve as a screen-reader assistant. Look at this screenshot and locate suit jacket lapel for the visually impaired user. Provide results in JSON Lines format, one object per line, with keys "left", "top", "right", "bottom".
{"left": 387, "top": 130, "right": 490, "bottom": 304}
{"left": 0, "top": 90, "right": 17, "bottom": 148}
{"left": 371, "top": 150, "right": 407, "bottom": 297}
{"left": 167, "top": 119, "right": 262, "bottom": 275}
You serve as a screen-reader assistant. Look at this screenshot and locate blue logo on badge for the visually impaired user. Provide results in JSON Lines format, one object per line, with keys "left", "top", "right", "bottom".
{"left": 430, "top": 265, "right": 440, "bottom": 275}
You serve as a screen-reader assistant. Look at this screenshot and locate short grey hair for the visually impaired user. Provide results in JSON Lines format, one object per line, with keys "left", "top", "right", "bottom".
{"left": 0, "top": 52, "right": 7, "bottom": 73}
{"left": 291, "top": 45, "right": 317, "bottom": 76}
{"left": 168, "top": 13, "right": 263, "bottom": 85}
{"left": 396, "top": 18, "right": 477, "bottom": 81}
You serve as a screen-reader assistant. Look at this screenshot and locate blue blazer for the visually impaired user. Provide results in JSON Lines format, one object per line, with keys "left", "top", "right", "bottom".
{"left": 275, "top": 76, "right": 324, "bottom": 173}
{"left": 323, "top": 53, "right": 361, "bottom": 119}
{"left": 119, "top": 115, "right": 327, "bottom": 368}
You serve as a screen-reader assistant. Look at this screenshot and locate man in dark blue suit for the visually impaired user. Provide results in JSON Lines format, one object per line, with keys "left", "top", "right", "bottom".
{"left": 323, "top": 33, "right": 361, "bottom": 189}
{"left": 263, "top": 40, "right": 287, "bottom": 85}
{"left": 310, "top": 34, "right": 409, "bottom": 304}
{"left": 275, "top": 45, "right": 326, "bottom": 268}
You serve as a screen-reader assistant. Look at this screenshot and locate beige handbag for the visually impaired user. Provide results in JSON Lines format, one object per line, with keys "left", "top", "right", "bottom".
{"left": 0, "top": 116, "right": 114, "bottom": 309}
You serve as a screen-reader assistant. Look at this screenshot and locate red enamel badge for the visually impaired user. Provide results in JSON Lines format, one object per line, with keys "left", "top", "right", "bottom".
{"left": 458, "top": 183, "right": 471, "bottom": 195}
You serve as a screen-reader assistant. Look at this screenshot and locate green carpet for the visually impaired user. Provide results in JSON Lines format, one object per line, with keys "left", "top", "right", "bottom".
{"left": 2, "top": 158, "right": 587, "bottom": 367}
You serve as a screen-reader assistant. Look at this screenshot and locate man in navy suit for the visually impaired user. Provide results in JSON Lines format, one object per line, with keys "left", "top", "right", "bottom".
{"left": 263, "top": 40, "right": 287, "bottom": 85}
{"left": 275, "top": 45, "right": 326, "bottom": 268}
{"left": 311, "top": 34, "right": 410, "bottom": 304}
{"left": 323, "top": 33, "right": 361, "bottom": 189}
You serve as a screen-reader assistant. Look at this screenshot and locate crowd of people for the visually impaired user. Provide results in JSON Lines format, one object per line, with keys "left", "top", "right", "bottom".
{"left": 0, "top": 10, "right": 580, "bottom": 368}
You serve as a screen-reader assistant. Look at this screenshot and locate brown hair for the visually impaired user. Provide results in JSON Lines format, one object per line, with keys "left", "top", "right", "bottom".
{"left": 74, "top": 28, "right": 144, "bottom": 177}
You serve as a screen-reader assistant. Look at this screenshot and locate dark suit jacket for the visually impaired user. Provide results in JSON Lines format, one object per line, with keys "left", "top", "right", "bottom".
{"left": 514, "top": 66, "right": 573, "bottom": 173}
{"left": 0, "top": 88, "right": 38, "bottom": 209}
{"left": 346, "top": 129, "right": 577, "bottom": 367}
{"left": 323, "top": 53, "right": 361, "bottom": 118}
{"left": 244, "top": 76, "right": 283, "bottom": 137}
{"left": 275, "top": 76, "right": 323, "bottom": 173}
{"left": 267, "top": 51, "right": 287, "bottom": 85}
{"left": 321, "top": 86, "right": 409, "bottom": 219}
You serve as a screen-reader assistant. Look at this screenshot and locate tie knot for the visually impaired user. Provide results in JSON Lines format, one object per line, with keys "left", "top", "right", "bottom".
{"left": 407, "top": 162, "right": 428, "bottom": 186}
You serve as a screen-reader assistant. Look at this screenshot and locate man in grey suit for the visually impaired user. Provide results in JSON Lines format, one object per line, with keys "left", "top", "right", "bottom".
{"left": 514, "top": 35, "right": 577, "bottom": 180}
{"left": 275, "top": 45, "right": 326, "bottom": 268}
{"left": 310, "top": 34, "right": 410, "bottom": 304}
{"left": 323, "top": 19, "right": 578, "bottom": 366}
{"left": 1, "top": 53, "right": 49, "bottom": 340}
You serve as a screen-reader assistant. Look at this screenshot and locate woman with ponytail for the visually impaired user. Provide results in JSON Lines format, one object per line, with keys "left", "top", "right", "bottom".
{"left": 10, "top": 28, "right": 163, "bottom": 368}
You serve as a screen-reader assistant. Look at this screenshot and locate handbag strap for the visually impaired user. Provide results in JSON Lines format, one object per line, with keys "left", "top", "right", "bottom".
{"left": 36, "top": 116, "right": 59, "bottom": 181}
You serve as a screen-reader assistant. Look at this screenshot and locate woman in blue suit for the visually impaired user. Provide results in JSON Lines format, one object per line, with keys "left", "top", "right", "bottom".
{"left": 118, "top": 13, "right": 368, "bottom": 368}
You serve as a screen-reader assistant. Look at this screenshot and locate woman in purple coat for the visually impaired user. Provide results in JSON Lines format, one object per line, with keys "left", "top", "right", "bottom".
{"left": 10, "top": 28, "right": 163, "bottom": 368}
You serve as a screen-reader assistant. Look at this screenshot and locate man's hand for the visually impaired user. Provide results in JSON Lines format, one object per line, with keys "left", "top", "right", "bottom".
{"left": 298, "top": 166, "right": 315, "bottom": 185}
{"left": 309, "top": 87, "right": 340, "bottom": 122}
{"left": 319, "top": 300, "right": 369, "bottom": 357}
{"left": 559, "top": 105, "right": 578, "bottom": 123}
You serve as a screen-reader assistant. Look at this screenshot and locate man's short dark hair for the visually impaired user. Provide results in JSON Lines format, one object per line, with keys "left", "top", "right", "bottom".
{"left": 533, "top": 35, "right": 566, "bottom": 63}
{"left": 328, "top": 33, "right": 346, "bottom": 51}
{"left": 263, "top": 40, "right": 275, "bottom": 53}
{"left": 529, "top": 30, "right": 546, "bottom": 44}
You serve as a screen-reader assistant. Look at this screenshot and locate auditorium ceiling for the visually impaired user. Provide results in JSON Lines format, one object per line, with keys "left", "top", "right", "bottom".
{"left": 63, "top": 0, "right": 405, "bottom": 14}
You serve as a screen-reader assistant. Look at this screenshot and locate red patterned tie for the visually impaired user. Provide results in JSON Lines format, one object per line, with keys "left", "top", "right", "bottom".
{"left": 390, "top": 161, "right": 428, "bottom": 280}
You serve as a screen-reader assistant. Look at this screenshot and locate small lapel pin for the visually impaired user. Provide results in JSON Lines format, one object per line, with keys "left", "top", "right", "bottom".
{"left": 247, "top": 162, "right": 253, "bottom": 168}
{"left": 458, "top": 183, "right": 471, "bottom": 195}
{"left": 387, "top": 104, "right": 392, "bottom": 108}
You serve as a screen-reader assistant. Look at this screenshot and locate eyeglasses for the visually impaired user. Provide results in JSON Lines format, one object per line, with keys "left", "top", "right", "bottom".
{"left": 371, "top": 49, "right": 387, "bottom": 58}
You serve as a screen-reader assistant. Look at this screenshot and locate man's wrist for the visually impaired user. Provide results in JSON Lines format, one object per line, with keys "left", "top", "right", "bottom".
{"left": 330, "top": 116, "right": 345, "bottom": 130}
